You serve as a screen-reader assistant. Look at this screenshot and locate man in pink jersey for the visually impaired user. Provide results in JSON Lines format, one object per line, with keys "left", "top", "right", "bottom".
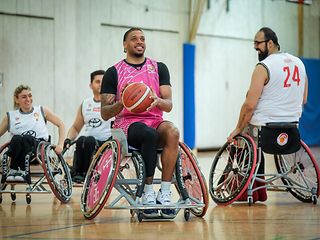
{"left": 100, "top": 27, "right": 180, "bottom": 218}
{"left": 227, "top": 27, "right": 308, "bottom": 201}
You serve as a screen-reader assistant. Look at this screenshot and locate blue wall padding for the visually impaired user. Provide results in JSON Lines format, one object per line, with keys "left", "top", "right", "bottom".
{"left": 299, "top": 58, "right": 320, "bottom": 146}
{"left": 183, "top": 43, "right": 196, "bottom": 149}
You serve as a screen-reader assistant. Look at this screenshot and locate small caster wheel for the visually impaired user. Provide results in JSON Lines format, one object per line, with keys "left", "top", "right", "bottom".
{"left": 248, "top": 197, "right": 253, "bottom": 206}
{"left": 11, "top": 193, "right": 16, "bottom": 201}
{"left": 184, "top": 209, "right": 190, "bottom": 221}
{"left": 26, "top": 194, "right": 31, "bottom": 204}
{"left": 130, "top": 209, "right": 135, "bottom": 217}
{"left": 138, "top": 212, "right": 143, "bottom": 222}
{"left": 312, "top": 195, "right": 317, "bottom": 205}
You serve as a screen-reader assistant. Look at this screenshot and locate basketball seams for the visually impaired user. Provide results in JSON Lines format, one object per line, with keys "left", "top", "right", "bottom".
{"left": 122, "top": 82, "right": 153, "bottom": 113}
{"left": 127, "top": 87, "right": 150, "bottom": 111}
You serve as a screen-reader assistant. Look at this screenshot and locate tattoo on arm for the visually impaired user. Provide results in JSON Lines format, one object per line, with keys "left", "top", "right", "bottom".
{"left": 101, "top": 94, "right": 123, "bottom": 119}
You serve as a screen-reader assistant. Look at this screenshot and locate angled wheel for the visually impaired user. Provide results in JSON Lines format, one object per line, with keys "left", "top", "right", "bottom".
{"left": 274, "top": 140, "right": 320, "bottom": 203}
{"left": 176, "top": 142, "right": 209, "bottom": 217}
{"left": 209, "top": 135, "right": 257, "bottom": 205}
{"left": 0, "top": 142, "right": 10, "bottom": 181}
{"left": 40, "top": 142, "right": 73, "bottom": 203}
{"left": 81, "top": 139, "right": 121, "bottom": 219}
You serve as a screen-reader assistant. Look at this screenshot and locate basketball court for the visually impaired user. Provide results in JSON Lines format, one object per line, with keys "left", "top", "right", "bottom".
{"left": 0, "top": 151, "right": 319, "bottom": 239}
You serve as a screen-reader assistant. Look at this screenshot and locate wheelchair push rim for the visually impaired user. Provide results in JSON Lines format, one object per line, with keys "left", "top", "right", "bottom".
{"left": 81, "top": 139, "right": 121, "bottom": 220}
{"left": 209, "top": 134, "right": 257, "bottom": 205}
{"left": 177, "top": 142, "right": 209, "bottom": 217}
{"left": 40, "top": 141, "right": 73, "bottom": 203}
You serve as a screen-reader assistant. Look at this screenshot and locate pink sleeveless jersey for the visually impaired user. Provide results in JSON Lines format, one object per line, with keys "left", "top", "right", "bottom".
{"left": 113, "top": 58, "right": 163, "bottom": 136}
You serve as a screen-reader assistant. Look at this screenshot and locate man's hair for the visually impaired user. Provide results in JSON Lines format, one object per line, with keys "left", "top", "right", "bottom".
{"left": 259, "top": 27, "right": 281, "bottom": 50}
{"left": 90, "top": 70, "right": 105, "bottom": 83}
{"left": 123, "top": 27, "right": 143, "bottom": 42}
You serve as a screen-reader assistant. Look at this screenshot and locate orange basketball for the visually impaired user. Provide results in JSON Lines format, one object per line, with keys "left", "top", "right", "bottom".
{"left": 122, "top": 82, "right": 153, "bottom": 113}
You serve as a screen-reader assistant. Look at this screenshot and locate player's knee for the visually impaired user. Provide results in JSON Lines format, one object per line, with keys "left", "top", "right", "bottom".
{"left": 85, "top": 136, "right": 97, "bottom": 146}
{"left": 167, "top": 126, "right": 180, "bottom": 143}
{"left": 143, "top": 127, "right": 159, "bottom": 145}
{"left": 10, "top": 135, "right": 23, "bottom": 145}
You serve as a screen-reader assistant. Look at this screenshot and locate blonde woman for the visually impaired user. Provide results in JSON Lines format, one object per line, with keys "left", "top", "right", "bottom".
{"left": 0, "top": 85, "right": 65, "bottom": 182}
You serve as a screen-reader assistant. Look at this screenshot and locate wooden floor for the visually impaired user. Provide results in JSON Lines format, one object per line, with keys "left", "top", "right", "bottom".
{"left": 1, "top": 151, "right": 320, "bottom": 240}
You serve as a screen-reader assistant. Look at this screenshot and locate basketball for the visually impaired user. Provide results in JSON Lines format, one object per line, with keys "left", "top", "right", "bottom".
{"left": 122, "top": 82, "right": 153, "bottom": 113}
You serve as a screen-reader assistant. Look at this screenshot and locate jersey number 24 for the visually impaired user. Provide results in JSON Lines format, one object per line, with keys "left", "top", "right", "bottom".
{"left": 283, "top": 65, "right": 301, "bottom": 88}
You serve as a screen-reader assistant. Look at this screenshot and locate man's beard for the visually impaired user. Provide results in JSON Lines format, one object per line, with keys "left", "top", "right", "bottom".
{"left": 134, "top": 53, "right": 144, "bottom": 58}
{"left": 258, "top": 48, "right": 269, "bottom": 61}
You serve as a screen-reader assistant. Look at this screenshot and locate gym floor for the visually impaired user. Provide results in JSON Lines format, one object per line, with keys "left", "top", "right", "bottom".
{"left": 0, "top": 151, "right": 319, "bottom": 240}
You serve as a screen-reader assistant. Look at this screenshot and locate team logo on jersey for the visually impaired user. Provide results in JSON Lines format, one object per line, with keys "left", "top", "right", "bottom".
{"left": 147, "top": 64, "right": 155, "bottom": 73}
{"left": 277, "top": 133, "right": 288, "bottom": 146}
{"left": 252, "top": 127, "right": 258, "bottom": 137}
{"left": 34, "top": 112, "right": 39, "bottom": 121}
{"left": 93, "top": 107, "right": 100, "bottom": 112}
{"left": 22, "top": 130, "right": 36, "bottom": 137}
{"left": 89, "top": 118, "right": 102, "bottom": 128}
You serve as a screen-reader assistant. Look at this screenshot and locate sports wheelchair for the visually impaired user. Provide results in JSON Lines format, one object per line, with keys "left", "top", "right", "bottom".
{"left": 209, "top": 122, "right": 320, "bottom": 206}
{"left": 80, "top": 129, "right": 209, "bottom": 222}
{"left": 0, "top": 140, "right": 72, "bottom": 204}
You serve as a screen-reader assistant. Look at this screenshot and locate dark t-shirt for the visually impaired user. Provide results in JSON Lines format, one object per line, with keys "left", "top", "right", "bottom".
{"left": 101, "top": 59, "right": 171, "bottom": 94}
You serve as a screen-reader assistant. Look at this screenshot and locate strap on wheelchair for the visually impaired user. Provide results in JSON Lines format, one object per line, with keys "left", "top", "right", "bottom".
{"left": 265, "top": 121, "right": 298, "bottom": 129}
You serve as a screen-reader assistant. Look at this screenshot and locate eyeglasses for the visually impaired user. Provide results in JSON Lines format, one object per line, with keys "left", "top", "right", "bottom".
{"left": 253, "top": 39, "right": 269, "bottom": 45}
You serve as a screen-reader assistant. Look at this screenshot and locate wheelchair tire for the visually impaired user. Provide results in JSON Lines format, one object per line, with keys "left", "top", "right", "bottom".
{"left": 209, "top": 135, "right": 257, "bottom": 205}
{"left": 176, "top": 142, "right": 209, "bottom": 217}
{"left": 40, "top": 142, "right": 73, "bottom": 203}
{"left": 274, "top": 140, "right": 320, "bottom": 203}
{"left": 81, "top": 139, "right": 121, "bottom": 220}
{"left": 0, "top": 142, "right": 10, "bottom": 179}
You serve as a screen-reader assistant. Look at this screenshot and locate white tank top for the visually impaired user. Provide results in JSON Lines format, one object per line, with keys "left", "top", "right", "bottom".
{"left": 250, "top": 52, "right": 306, "bottom": 125}
{"left": 81, "top": 97, "right": 112, "bottom": 141}
{"left": 7, "top": 106, "right": 49, "bottom": 140}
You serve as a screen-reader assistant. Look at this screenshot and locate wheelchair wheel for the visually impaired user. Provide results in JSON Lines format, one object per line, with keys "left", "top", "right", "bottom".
{"left": 209, "top": 135, "right": 257, "bottom": 205}
{"left": 40, "top": 142, "right": 73, "bottom": 203}
{"left": 0, "top": 142, "right": 10, "bottom": 179}
{"left": 274, "top": 140, "right": 320, "bottom": 203}
{"left": 176, "top": 142, "right": 209, "bottom": 217}
{"left": 81, "top": 139, "right": 121, "bottom": 219}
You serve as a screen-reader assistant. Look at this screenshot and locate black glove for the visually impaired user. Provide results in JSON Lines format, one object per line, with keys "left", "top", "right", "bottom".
{"left": 63, "top": 138, "right": 72, "bottom": 149}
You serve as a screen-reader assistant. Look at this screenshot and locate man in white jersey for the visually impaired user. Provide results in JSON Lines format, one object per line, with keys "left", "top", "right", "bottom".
{"left": 227, "top": 27, "right": 308, "bottom": 201}
{"left": 228, "top": 27, "right": 308, "bottom": 141}
{"left": 64, "top": 70, "right": 113, "bottom": 183}
{"left": 0, "top": 85, "right": 65, "bottom": 182}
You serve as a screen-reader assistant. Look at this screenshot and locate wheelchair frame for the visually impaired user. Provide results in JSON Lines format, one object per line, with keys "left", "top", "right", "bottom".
{"left": 0, "top": 141, "right": 72, "bottom": 204}
{"left": 209, "top": 126, "right": 320, "bottom": 206}
{"left": 80, "top": 129, "right": 209, "bottom": 222}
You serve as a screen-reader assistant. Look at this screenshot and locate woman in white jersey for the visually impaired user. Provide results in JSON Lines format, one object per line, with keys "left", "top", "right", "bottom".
{"left": 0, "top": 85, "right": 65, "bottom": 182}
{"left": 64, "top": 70, "right": 113, "bottom": 183}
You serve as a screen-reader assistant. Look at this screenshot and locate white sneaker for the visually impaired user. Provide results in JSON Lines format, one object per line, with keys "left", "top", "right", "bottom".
{"left": 142, "top": 191, "right": 158, "bottom": 218}
{"left": 6, "top": 169, "right": 17, "bottom": 182}
{"left": 156, "top": 189, "right": 176, "bottom": 218}
{"left": 142, "top": 191, "right": 156, "bottom": 205}
{"left": 15, "top": 169, "right": 26, "bottom": 182}
{"left": 156, "top": 189, "right": 172, "bottom": 205}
